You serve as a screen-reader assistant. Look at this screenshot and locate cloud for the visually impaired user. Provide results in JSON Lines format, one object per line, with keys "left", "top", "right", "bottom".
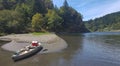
{"left": 74, "top": 0, "right": 95, "bottom": 8}
{"left": 52, "top": 0, "right": 120, "bottom": 21}
{"left": 88, "top": 0, "right": 120, "bottom": 20}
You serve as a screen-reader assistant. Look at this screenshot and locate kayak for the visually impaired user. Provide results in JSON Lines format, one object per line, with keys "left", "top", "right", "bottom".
{"left": 12, "top": 43, "right": 43, "bottom": 61}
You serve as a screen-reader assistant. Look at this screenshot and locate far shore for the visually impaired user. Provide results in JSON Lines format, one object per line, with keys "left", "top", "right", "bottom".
{"left": 0, "top": 33, "right": 68, "bottom": 54}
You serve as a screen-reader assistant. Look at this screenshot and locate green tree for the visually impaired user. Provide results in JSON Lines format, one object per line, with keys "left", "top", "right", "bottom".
{"left": 15, "top": 3, "right": 32, "bottom": 31}
{"left": 0, "top": 0, "right": 89, "bottom": 34}
{"left": 1, "top": 0, "right": 17, "bottom": 9}
{"left": 59, "top": 0, "right": 87, "bottom": 32}
{"left": 32, "top": 0, "right": 47, "bottom": 14}
{"left": 31, "top": 13, "right": 45, "bottom": 32}
{"left": 45, "top": 10, "right": 63, "bottom": 31}
{"left": 0, "top": 10, "right": 23, "bottom": 33}
{"left": 85, "top": 11, "right": 120, "bottom": 32}
{"left": 63, "top": 0, "right": 69, "bottom": 8}
{"left": 44, "top": 0, "right": 54, "bottom": 9}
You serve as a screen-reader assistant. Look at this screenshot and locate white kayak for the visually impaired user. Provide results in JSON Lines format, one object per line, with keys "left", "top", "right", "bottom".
{"left": 12, "top": 43, "right": 43, "bottom": 61}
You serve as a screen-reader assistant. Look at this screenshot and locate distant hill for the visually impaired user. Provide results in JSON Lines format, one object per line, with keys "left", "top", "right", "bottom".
{"left": 85, "top": 11, "right": 120, "bottom": 32}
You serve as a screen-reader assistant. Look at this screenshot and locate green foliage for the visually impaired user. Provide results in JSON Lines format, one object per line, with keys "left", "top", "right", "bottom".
{"left": 15, "top": 4, "right": 32, "bottom": 24}
{"left": 0, "top": 0, "right": 18, "bottom": 9}
{"left": 85, "top": 11, "right": 120, "bottom": 32}
{"left": 32, "top": 13, "right": 45, "bottom": 32}
{"left": 0, "top": 10, "right": 23, "bottom": 33}
{"left": 63, "top": 0, "right": 69, "bottom": 8}
{"left": 45, "top": 9, "right": 63, "bottom": 31}
{"left": 0, "top": 0, "right": 89, "bottom": 34}
{"left": 58, "top": 0, "right": 89, "bottom": 32}
{"left": 44, "top": 0, "right": 54, "bottom": 9}
{"left": 31, "top": 32, "right": 50, "bottom": 35}
{"left": 32, "top": 0, "right": 47, "bottom": 14}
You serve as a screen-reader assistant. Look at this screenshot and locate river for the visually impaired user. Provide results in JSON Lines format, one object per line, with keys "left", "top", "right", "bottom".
{"left": 0, "top": 32, "right": 120, "bottom": 66}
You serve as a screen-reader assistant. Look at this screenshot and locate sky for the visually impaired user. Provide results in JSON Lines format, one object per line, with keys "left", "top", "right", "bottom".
{"left": 52, "top": 0, "right": 120, "bottom": 21}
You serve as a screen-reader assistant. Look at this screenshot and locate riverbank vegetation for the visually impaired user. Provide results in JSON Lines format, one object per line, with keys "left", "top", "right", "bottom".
{"left": 31, "top": 32, "right": 50, "bottom": 35}
{"left": 0, "top": 0, "right": 89, "bottom": 35}
{"left": 85, "top": 11, "right": 120, "bottom": 32}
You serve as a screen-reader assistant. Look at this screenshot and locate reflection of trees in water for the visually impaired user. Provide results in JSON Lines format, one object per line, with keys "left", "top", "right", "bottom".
{"left": 100, "top": 35, "right": 120, "bottom": 50}
{"left": 86, "top": 33, "right": 120, "bottom": 45}
{"left": 85, "top": 34, "right": 120, "bottom": 49}
{"left": 87, "top": 34, "right": 120, "bottom": 47}
{"left": 84, "top": 33, "right": 120, "bottom": 62}
{"left": 58, "top": 34, "right": 84, "bottom": 61}
{"left": 103, "top": 35, "right": 120, "bottom": 44}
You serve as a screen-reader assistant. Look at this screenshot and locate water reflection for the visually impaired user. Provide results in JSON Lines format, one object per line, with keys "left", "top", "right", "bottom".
{"left": 59, "top": 34, "right": 84, "bottom": 60}
{"left": 83, "top": 32, "right": 120, "bottom": 64}
{"left": 0, "top": 41, "right": 13, "bottom": 66}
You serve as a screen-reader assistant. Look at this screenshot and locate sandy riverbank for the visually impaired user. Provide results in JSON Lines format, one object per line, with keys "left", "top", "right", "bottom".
{"left": 0, "top": 33, "right": 67, "bottom": 54}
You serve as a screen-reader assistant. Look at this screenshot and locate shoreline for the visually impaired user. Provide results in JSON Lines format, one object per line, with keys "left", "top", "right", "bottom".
{"left": 0, "top": 33, "right": 67, "bottom": 54}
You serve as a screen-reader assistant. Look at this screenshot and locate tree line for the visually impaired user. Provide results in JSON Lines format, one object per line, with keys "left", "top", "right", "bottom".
{"left": 85, "top": 11, "right": 120, "bottom": 32}
{"left": 0, "top": 0, "right": 89, "bottom": 35}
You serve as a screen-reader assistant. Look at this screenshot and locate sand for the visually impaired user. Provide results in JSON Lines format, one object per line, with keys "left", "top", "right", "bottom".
{"left": 0, "top": 33, "right": 67, "bottom": 54}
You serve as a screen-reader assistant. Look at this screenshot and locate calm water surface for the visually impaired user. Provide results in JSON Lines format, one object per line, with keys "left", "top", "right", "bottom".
{"left": 0, "top": 32, "right": 120, "bottom": 66}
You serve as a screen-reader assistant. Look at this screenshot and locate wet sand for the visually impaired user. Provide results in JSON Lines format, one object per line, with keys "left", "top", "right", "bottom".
{"left": 0, "top": 34, "right": 67, "bottom": 54}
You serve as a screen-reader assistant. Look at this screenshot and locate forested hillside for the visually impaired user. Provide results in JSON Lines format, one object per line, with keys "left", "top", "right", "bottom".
{"left": 85, "top": 11, "right": 120, "bottom": 32}
{"left": 0, "top": 0, "right": 89, "bottom": 35}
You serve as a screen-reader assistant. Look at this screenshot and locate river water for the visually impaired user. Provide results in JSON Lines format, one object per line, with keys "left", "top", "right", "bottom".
{"left": 0, "top": 32, "right": 120, "bottom": 66}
